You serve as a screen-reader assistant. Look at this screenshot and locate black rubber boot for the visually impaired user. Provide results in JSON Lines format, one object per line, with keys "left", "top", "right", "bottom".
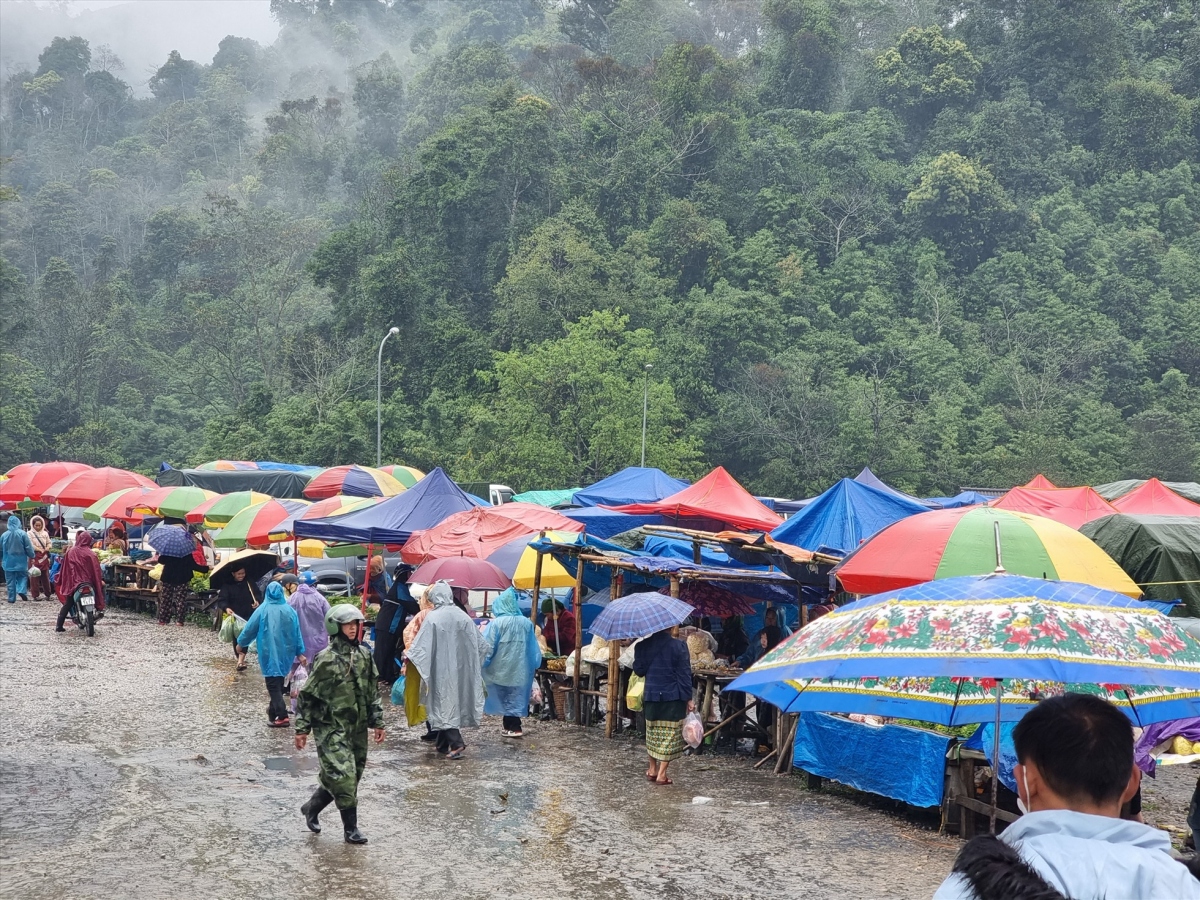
{"left": 301, "top": 787, "right": 333, "bottom": 834}
{"left": 341, "top": 807, "right": 368, "bottom": 844}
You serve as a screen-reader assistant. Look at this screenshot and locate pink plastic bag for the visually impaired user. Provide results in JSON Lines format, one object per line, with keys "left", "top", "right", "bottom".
{"left": 682, "top": 711, "right": 704, "bottom": 749}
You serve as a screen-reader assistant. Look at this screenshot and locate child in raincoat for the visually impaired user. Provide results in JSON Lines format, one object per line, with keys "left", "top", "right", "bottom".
{"left": 481, "top": 587, "right": 543, "bottom": 738}
{"left": 294, "top": 604, "right": 385, "bottom": 845}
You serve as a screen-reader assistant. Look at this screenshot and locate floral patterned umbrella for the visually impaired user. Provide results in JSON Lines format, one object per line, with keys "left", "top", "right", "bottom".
{"left": 729, "top": 574, "right": 1200, "bottom": 695}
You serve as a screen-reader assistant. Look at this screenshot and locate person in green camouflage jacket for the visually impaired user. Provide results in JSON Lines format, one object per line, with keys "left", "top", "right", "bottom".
{"left": 294, "top": 604, "right": 385, "bottom": 844}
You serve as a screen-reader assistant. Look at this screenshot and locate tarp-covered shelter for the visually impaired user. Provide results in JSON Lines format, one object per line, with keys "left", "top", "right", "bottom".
{"left": 573, "top": 467, "right": 689, "bottom": 508}
{"left": 401, "top": 502, "right": 584, "bottom": 564}
{"left": 512, "top": 488, "right": 580, "bottom": 508}
{"left": 991, "top": 486, "right": 1119, "bottom": 530}
{"left": 156, "top": 465, "right": 312, "bottom": 499}
{"left": 769, "top": 478, "right": 928, "bottom": 557}
{"left": 1111, "top": 478, "right": 1200, "bottom": 516}
{"left": 854, "top": 467, "right": 939, "bottom": 509}
{"left": 1096, "top": 479, "right": 1200, "bottom": 504}
{"left": 293, "top": 467, "right": 484, "bottom": 545}
{"left": 612, "top": 466, "right": 783, "bottom": 532}
{"left": 1024, "top": 474, "right": 1057, "bottom": 489}
{"left": 924, "top": 491, "right": 992, "bottom": 509}
{"left": 560, "top": 506, "right": 664, "bottom": 539}
{"left": 1081, "top": 514, "right": 1200, "bottom": 617}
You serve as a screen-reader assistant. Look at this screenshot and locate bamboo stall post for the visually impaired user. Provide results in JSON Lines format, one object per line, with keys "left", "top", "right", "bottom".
{"left": 605, "top": 570, "right": 622, "bottom": 739}
{"left": 529, "top": 530, "right": 545, "bottom": 625}
{"left": 774, "top": 714, "right": 799, "bottom": 775}
{"left": 669, "top": 574, "right": 680, "bottom": 598}
{"left": 572, "top": 554, "right": 585, "bottom": 725}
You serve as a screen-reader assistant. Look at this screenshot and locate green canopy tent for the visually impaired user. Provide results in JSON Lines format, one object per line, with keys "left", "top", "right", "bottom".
{"left": 1081, "top": 514, "right": 1200, "bottom": 617}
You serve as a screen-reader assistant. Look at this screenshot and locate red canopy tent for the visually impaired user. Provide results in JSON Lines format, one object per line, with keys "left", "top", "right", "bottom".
{"left": 401, "top": 502, "right": 584, "bottom": 564}
{"left": 1023, "top": 474, "right": 1058, "bottom": 490}
{"left": 990, "top": 486, "right": 1118, "bottom": 530}
{"left": 610, "top": 466, "right": 783, "bottom": 532}
{"left": 1112, "top": 477, "right": 1200, "bottom": 517}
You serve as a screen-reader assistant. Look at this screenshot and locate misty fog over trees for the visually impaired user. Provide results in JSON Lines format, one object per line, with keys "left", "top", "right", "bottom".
{"left": 1, "top": 0, "right": 1198, "bottom": 497}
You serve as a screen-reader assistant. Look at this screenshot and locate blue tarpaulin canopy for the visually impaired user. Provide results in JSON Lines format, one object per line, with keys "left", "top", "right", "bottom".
{"left": 572, "top": 467, "right": 689, "bottom": 508}
{"left": 854, "top": 467, "right": 940, "bottom": 509}
{"left": 770, "top": 478, "right": 929, "bottom": 557}
{"left": 561, "top": 506, "right": 664, "bottom": 539}
{"left": 294, "top": 467, "right": 485, "bottom": 545}
{"left": 924, "top": 491, "right": 993, "bottom": 509}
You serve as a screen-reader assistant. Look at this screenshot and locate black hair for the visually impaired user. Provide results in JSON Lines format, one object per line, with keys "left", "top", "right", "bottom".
{"left": 1012, "top": 693, "right": 1134, "bottom": 807}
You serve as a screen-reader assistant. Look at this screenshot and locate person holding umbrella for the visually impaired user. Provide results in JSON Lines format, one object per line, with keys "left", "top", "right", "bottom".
{"left": 147, "top": 518, "right": 208, "bottom": 626}
{"left": 237, "top": 581, "right": 306, "bottom": 728}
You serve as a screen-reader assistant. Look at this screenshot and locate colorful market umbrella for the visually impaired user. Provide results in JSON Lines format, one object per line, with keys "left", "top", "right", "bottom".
{"left": 401, "top": 503, "right": 584, "bottom": 564}
{"left": 590, "top": 591, "right": 695, "bottom": 641}
{"left": 214, "top": 498, "right": 311, "bottom": 547}
{"left": 378, "top": 465, "right": 425, "bottom": 488}
{"left": 127, "top": 485, "right": 218, "bottom": 519}
{"left": 40, "top": 467, "right": 157, "bottom": 507}
{"left": 186, "top": 491, "right": 273, "bottom": 526}
{"left": 303, "top": 465, "right": 405, "bottom": 500}
{"left": 729, "top": 574, "right": 1200, "bottom": 692}
{"left": 195, "top": 460, "right": 259, "bottom": 471}
{"left": 0, "top": 461, "right": 93, "bottom": 504}
{"left": 410, "top": 557, "right": 511, "bottom": 591}
{"left": 832, "top": 506, "right": 1140, "bottom": 597}
{"left": 297, "top": 495, "right": 380, "bottom": 521}
{"left": 485, "top": 531, "right": 578, "bottom": 589}
{"left": 83, "top": 487, "right": 154, "bottom": 523}
{"left": 297, "top": 539, "right": 371, "bottom": 559}
{"left": 145, "top": 523, "right": 196, "bottom": 557}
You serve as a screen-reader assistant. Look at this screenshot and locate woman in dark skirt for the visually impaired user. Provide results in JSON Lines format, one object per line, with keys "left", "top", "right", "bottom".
{"left": 633, "top": 625, "right": 694, "bottom": 785}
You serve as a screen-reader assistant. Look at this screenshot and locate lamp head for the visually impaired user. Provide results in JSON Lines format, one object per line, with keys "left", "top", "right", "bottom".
{"left": 388, "top": 326, "right": 400, "bottom": 335}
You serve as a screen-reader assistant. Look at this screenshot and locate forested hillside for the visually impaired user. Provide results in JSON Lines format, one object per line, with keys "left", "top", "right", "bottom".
{"left": 2, "top": 0, "right": 1198, "bottom": 497}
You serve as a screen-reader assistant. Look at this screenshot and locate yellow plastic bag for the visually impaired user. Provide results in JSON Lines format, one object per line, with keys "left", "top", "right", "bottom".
{"left": 626, "top": 674, "right": 645, "bottom": 712}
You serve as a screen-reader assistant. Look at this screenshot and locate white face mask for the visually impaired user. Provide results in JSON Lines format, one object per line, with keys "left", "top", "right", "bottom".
{"left": 1017, "top": 767, "right": 1031, "bottom": 815}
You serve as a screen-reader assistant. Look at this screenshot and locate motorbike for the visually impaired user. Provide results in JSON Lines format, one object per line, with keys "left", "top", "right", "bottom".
{"left": 66, "top": 583, "right": 98, "bottom": 637}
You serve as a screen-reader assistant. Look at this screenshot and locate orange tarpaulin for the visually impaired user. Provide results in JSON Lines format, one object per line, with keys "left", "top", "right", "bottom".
{"left": 400, "top": 502, "right": 585, "bottom": 564}
{"left": 611, "top": 466, "right": 783, "bottom": 532}
{"left": 991, "top": 486, "right": 1118, "bottom": 530}
{"left": 1112, "top": 477, "right": 1200, "bottom": 517}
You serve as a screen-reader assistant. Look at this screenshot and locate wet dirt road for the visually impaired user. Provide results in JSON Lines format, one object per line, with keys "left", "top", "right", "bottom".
{"left": 1, "top": 603, "right": 966, "bottom": 899}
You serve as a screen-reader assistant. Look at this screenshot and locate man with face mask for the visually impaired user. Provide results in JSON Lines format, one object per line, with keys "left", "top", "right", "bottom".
{"left": 934, "top": 693, "right": 1200, "bottom": 900}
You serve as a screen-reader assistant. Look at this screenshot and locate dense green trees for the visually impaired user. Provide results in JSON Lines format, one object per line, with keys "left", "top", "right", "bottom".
{"left": 1, "top": 0, "right": 1198, "bottom": 497}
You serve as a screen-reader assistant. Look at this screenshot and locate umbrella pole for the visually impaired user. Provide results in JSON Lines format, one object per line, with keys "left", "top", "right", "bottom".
{"left": 572, "top": 556, "right": 584, "bottom": 726}
{"left": 292, "top": 536, "right": 297, "bottom": 574}
{"left": 990, "top": 680, "right": 1002, "bottom": 834}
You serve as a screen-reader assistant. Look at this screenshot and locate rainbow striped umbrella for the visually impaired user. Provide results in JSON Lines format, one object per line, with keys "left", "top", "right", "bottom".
{"left": 195, "top": 460, "right": 258, "bottom": 471}
{"left": 214, "top": 498, "right": 311, "bottom": 547}
{"left": 834, "top": 506, "right": 1140, "bottom": 597}
{"left": 127, "top": 485, "right": 218, "bottom": 519}
{"left": 303, "top": 465, "right": 404, "bottom": 499}
{"left": 379, "top": 465, "right": 425, "bottom": 488}
{"left": 297, "top": 494, "right": 380, "bottom": 521}
{"left": 187, "top": 491, "right": 273, "bottom": 526}
{"left": 83, "top": 487, "right": 153, "bottom": 523}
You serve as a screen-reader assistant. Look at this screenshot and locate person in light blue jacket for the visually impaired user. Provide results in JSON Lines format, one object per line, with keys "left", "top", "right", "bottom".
{"left": 481, "top": 588, "right": 543, "bottom": 738}
{"left": 237, "top": 581, "right": 306, "bottom": 727}
{"left": 934, "top": 693, "right": 1200, "bottom": 900}
{"left": 2, "top": 515, "right": 36, "bottom": 603}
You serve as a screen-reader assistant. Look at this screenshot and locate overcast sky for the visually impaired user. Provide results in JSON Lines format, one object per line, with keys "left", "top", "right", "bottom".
{"left": 1, "top": 0, "right": 280, "bottom": 93}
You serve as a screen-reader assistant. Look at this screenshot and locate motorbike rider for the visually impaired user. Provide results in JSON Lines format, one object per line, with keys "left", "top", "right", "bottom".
{"left": 54, "top": 530, "right": 106, "bottom": 631}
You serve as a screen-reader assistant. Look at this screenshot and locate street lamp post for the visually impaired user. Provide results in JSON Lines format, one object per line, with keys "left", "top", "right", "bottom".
{"left": 377, "top": 326, "right": 399, "bottom": 468}
{"left": 640, "top": 363, "right": 653, "bottom": 467}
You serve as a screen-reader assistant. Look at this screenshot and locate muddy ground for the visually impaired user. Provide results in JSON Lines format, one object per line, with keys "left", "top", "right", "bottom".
{"left": 1, "top": 603, "right": 1194, "bottom": 900}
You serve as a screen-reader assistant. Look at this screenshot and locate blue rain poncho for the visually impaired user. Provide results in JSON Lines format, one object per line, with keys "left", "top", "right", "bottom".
{"left": 237, "top": 581, "right": 306, "bottom": 678}
{"left": 482, "top": 588, "right": 544, "bottom": 718}
{"left": 2, "top": 515, "right": 35, "bottom": 572}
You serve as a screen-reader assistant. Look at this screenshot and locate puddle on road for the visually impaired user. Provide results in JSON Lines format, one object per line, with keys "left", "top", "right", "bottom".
{"left": 263, "top": 756, "right": 319, "bottom": 774}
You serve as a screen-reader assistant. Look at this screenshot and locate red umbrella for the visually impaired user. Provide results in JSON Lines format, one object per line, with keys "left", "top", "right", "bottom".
{"left": 401, "top": 503, "right": 584, "bottom": 564}
{"left": 40, "top": 467, "right": 157, "bottom": 507}
{"left": 410, "top": 557, "right": 512, "bottom": 590}
{"left": 0, "top": 462, "right": 92, "bottom": 504}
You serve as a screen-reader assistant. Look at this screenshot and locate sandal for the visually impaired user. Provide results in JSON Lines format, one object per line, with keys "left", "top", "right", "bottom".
{"left": 655, "top": 777, "right": 673, "bottom": 786}
{"left": 446, "top": 749, "right": 465, "bottom": 760}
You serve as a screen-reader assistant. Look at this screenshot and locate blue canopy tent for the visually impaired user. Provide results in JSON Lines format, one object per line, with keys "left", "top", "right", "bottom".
{"left": 572, "top": 467, "right": 689, "bottom": 508}
{"left": 854, "top": 467, "right": 940, "bottom": 509}
{"left": 294, "top": 467, "right": 485, "bottom": 545}
{"left": 924, "top": 490, "right": 993, "bottom": 509}
{"left": 770, "top": 478, "right": 929, "bottom": 557}
{"left": 562, "top": 506, "right": 664, "bottom": 539}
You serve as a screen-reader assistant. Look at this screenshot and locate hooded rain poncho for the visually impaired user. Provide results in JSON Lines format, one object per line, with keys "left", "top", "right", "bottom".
{"left": 405, "top": 581, "right": 488, "bottom": 731}
{"left": 2, "top": 515, "right": 35, "bottom": 572}
{"left": 237, "top": 582, "right": 305, "bottom": 678}
{"left": 288, "top": 582, "right": 331, "bottom": 662}
{"left": 55, "top": 530, "right": 106, "bottom": 609}
{"left": 482, "top": 587, "right": 543, "bottom": 718}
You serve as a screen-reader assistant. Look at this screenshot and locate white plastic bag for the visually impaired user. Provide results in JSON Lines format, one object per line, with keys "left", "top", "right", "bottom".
{"left": 682, "top": 711, "right": 704, "bottom": 749}
{"left": 530, "top": 681, "right": 543, "bottom": 705}
{"left": 286, "top": 662, "right": 309, "bottom": 716}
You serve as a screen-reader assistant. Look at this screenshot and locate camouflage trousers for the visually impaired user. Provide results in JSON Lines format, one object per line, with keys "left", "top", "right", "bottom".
{"left": 316, "top": 729, "right": 369, "bottom": 809}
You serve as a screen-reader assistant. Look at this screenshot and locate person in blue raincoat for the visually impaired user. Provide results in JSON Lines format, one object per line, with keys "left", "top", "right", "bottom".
{"left": 237, "top": 581, "right": 306, "bottom": 727}
{"left": 2, "top": 515, "right": 36, "bottom": 604}
{"left": 481, "top": 587, "right": 543, "bottom": 738}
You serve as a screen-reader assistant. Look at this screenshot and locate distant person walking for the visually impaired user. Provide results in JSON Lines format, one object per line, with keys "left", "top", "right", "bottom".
{"left": 287, "top": 571, "right": 331, "bottom": 662}
{"left": 236, "top": 581, "right": 306, "bottom": 727}
{"left": 2, "top": 515, "right": 36, "bottom": 603}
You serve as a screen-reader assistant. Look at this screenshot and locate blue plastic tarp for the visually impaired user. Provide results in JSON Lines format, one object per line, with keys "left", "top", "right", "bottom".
{"left": 294, "top": 467, "right": 485, "bottom": 545}
{"left": 925, "top": 491, "right": 993, "bottom": 509}
{"left": 855, "top": 467, "right": 940, "bottom": 509}
{"left": 965, "top": 722, "right": 1019, "bottom": 793}
{"left": 770, "top": 478, "right": 929, "bottom": 556}
{"left": 561, "top": 507, "right": 665, "bottom": 539}
{"left": 792, "top": 712, "right": 952, "bottom": 808}
{"left": 642, "top": 535, "right": 767, "bottom": 570}
{"left": 573, "top": 467, "right": 689, "bottom": 508}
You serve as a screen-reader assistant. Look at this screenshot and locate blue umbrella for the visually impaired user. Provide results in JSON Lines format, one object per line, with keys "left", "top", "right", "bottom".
{"left": 589, "top": 591, "right": 695, "bottom": 640}
{"left": 145, "top": 523, "right": 195, "bottom": 557}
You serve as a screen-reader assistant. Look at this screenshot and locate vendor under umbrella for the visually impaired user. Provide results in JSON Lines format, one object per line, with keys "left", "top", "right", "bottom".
{"left": 374, "top": 563, "right": 416, "bottom": 685}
